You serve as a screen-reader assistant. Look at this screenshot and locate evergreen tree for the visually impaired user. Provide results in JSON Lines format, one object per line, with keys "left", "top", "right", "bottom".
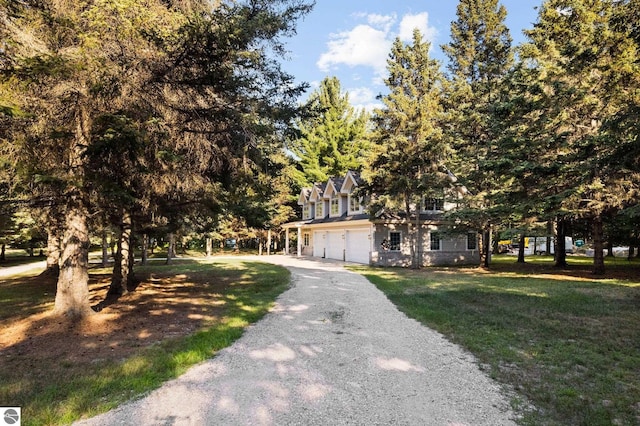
{"left": 0, "top": 0, "right": 312, "bottom": 315}
{"left": 290, "top": 76, "right": 369, "bottom": 185}
{"left": 365, "top": 30, "right": 451, "bottom": 269}
{"left": 518, "top": 0, "right": 640, "bottom": 274}
{"left": 442, "top": 0, "right": 513, "bottom": 268}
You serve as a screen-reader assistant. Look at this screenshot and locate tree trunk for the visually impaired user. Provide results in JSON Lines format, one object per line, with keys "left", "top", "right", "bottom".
{"left": 405, "top": 197, "right": 417, "bottom": 269}
{"left": 546, "top": 221, "right": 553, "bottom": 254}
{"left": 108, "top": 211, "right": 132, "bottom": 296}
{"left": 628, "top": 246, "right": 635, "bottom": 261}
{"left": 606, "top": 241, "right": 614, "bottom": 257}
{"left": 267, "top": 229, "right": 272, "bottom": 256}
{"left": 517, "top": 233, "right": 526, "bottom": 263}
{"left": 166, "top": 233, "right": 175, "bottom": 264}
{"left": 45, "top": 226, "right": 61, "bottom": 276}
{"left": 127, "top": 235, "right": 136, "bottom": 289}
{"left": 53, "top": 99, "right": 93, "bottom": 317}
{"left": 141, "top": 233, "right": 148, "bottom": 265}
{"left": 554, "top": 217, "right": 567, "bottom": 268}
{"left": 415, "top": 206, "right": 421, "bottom": 269}
{"left": 206, "top": 237, "right": 212, "bottom": 257}
{"left": 592, "top": 216, "right": 605, "bottom": 275}
{"left": 0, "top": 244, "right": 4, "bottom": 262}
{"left": 53, "top": 201, "right": 92, "bottom": 316}
{"left": 479, "top": 225, "right": 491, "bottom": 269}
{"left": 101, "top": 231, "right": 109, "bottom": 267}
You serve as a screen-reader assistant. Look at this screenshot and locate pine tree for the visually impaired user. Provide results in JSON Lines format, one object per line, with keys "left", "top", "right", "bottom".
{"left": 518, "top": 0, "right": 640, "bottom": 274}
{"left": 1, "top": 0, "right": 312, "bottom": 315}
{"left": 290, "top": 76, "right": 369, "bottom": 185}
{"left": 365, "top": 30, "right": 451, "bottom": 269}
{"left": 442, "top": 0, "right": 513, "bottom": 268}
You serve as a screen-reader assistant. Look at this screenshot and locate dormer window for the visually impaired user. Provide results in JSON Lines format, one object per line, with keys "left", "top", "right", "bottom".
{"left": 423, "top": 195, "right": 444, "bottom": 212}
{"left": 330, "top": 196, "right": 339, "bottom": 216}
{"left": 348, "top": 194, "right": 363, "bottom": 214}
{"left": 302, "top": 203, "right": 311, "bottom": 219}
{"left": 315, "top": 201, "right": 323, "bottom": 219}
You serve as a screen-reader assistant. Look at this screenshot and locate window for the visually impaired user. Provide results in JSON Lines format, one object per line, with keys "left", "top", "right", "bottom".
{"left": 424, "top": 197, "right": 444, "bottom": 211}
{"left": 349, "top": 195, "right": 362, "bottom": 214}
{"left": 389, "top": 231, "right": 402, "bottom": 251}
{"left": 330, "top": 196, "right": 339, "bottom": 216}
{"left": 315, "top": 202, "right": 323, "bottom": 218}
{"left": 302, "top": 203, "right": 311, "bottom": 220}
{"left": 303, "top": 233, "right": 310, "bottom": 247}
{"left": 467, "top": 233, "right": 477, "bottom": 250}
{"left": 430, "top": 232, "right": 441, "bottom": 251}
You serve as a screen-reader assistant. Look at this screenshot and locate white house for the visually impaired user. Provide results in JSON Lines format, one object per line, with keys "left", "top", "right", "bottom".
{"left": 282, "top": 171, "right": 480, "bottom": 267}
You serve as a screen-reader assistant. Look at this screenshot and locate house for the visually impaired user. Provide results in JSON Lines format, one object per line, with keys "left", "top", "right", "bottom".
{"left": 282, "top": 171, "right": 480, "bottom": 267}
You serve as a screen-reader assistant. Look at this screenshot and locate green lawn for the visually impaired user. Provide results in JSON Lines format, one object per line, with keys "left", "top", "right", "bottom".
{"left": 0, "top": 259, "right": 290, "bottom": 426}
{"left": 351, "top": 256, "right": 640, "bottom": 426}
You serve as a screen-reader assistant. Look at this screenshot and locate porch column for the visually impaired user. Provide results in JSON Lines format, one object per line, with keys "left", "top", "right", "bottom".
{"left": 285, "top": 228, "right": 290, "bottom": 255}
{"left": 297, "top": 225, "right": 302, "bottom": 257}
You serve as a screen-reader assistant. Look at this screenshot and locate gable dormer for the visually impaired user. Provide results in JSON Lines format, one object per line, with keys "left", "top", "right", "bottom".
{"left": 298, "top": 188, "right": 313, "bottom": 219}
{"left": 323, "top": 178, "right": 343, "bottom": 217}
{"left": 297, "top": 188, "right": 310, "bottom": 206}
{"left": 341, "top": 171, "right": 364, "bottom": 215}
{"left": 340, "top": 170, "right": 362, "bottom": 193}
{"left": 309, "top": 183, "right": 327, "bottom": 219}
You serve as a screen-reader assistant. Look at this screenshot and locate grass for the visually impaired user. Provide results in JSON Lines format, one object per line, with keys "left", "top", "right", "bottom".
{"left": 350, "top": 255, "right": 640, "bottom": 426}
{"left": 0, "top": 259, "right": 290, "bottom": 426}
{"left": 0, "top": 248, "right": 46, "bottom": 268}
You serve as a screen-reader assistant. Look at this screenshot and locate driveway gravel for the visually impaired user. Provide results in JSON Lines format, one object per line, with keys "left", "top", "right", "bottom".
{"left": 75, "top": 255, "right": 517, "bottom": 425}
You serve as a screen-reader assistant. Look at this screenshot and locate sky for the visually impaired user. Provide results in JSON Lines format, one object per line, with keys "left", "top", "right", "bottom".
{"left": 282, "top": 0, "right": 543, "bottom": 111}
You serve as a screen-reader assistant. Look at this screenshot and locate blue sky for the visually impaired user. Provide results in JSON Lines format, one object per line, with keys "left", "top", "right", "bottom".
{"left": 282, "top": 0, "right": 542, "bottom": 110}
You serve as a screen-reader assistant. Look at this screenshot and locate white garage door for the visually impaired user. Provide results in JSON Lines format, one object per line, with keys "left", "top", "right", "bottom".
{"left": 313, "top": 231, "right": 325, "bottom": 258}
{"left": 346, "top": 229, "right": 370, "bottom": 264}
{"left": 325, "top": 231, "right": 344, "bottom": 260}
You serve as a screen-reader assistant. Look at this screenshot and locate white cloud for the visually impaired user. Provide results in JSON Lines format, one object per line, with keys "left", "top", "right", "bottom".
{"left": 398, "top": 12, "right": 437, "bottom": 43}
{"left": 366, "top": 13, "right": 396, "bottom": 32}
{"left": 346, "top": 87, "right": 383, "bottom": 113}
{"left": 315, "top": 11, "right": 438, "bottom": 88}
{"left": 317, "top": 24, "right": 391, "bottom": 76}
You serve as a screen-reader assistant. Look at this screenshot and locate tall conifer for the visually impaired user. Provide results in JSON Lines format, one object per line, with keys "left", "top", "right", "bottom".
{"left": 443, "top": 0, "right": 513, "bottom": 268}
{"left": 365, "top": 30, "right": 451, "bottom": 268}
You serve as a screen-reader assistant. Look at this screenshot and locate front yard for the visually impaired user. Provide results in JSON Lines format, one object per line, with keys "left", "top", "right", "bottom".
{"left": 0, "top": 259, "right": 290, "bottom": 425}
{"left": 352, "top": 255, "right": 640, "bottom": 425}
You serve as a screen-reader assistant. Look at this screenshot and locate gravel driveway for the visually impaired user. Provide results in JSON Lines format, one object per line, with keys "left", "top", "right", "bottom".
{"left": 75, "top": 255, "right": 516, "bottom": 425}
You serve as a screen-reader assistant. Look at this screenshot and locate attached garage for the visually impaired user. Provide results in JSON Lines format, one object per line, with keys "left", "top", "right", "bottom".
{"left": 313, "top": 231, "right": 325, "bottom": 258}
{"left": 325, "top": 231, "right": 344, "bottom": 261}
{"left": 345, "top": 229, "right": 371, "bottom": 264}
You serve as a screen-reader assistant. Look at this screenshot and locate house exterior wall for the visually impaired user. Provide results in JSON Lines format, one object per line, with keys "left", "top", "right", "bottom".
{"left": 288, "top": 170, "right": 476, "bottom": 268}
{"left": 371, "top": 223, "right": 479, "bottom": 267}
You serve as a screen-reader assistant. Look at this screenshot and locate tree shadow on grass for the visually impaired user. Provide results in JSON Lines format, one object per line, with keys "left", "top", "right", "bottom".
{"left": 0, "top": 260, "right": 289, "bottom": 424}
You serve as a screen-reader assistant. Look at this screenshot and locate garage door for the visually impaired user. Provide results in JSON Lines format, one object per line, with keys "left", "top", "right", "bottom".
{"left": 325, "top": 231, "right": 344, "bottom": 260}
{"left": 313, "top": 231, "right": 325, "bottom": 258}
{"left": 346, "top": 229, "right": 370, "bottom": 264}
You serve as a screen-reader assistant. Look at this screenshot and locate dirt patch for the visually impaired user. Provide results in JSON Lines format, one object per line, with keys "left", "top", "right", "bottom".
{"left": 0, "top": 268, "right": 229, "bottom": 375}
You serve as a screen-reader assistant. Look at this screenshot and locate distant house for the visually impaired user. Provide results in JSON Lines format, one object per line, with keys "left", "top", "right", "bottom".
{"left": 282, "top": 171, "right": 479, "bottom": 267}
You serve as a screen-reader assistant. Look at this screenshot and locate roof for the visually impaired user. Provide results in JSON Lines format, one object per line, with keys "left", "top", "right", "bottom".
{"left": 281, "top": 212, "right": 370, "bottom": 229}
{"left": 373, "top": 210, "right": 445, "bottom": 223}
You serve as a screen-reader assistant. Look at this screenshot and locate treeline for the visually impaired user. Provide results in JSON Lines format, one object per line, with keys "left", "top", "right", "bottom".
{"left": 0, "top": 0, "right": 313, "bottom": 316}
{"left": 291, "top": 0, "right": 640, "bottom": 274}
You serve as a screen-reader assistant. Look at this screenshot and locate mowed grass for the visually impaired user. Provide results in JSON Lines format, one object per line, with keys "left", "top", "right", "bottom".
{"left": 351, "top": 256, "right": 640, "bottom": 426}
{"left": 0, "top": 259, "right": 290, "bottom": 426}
